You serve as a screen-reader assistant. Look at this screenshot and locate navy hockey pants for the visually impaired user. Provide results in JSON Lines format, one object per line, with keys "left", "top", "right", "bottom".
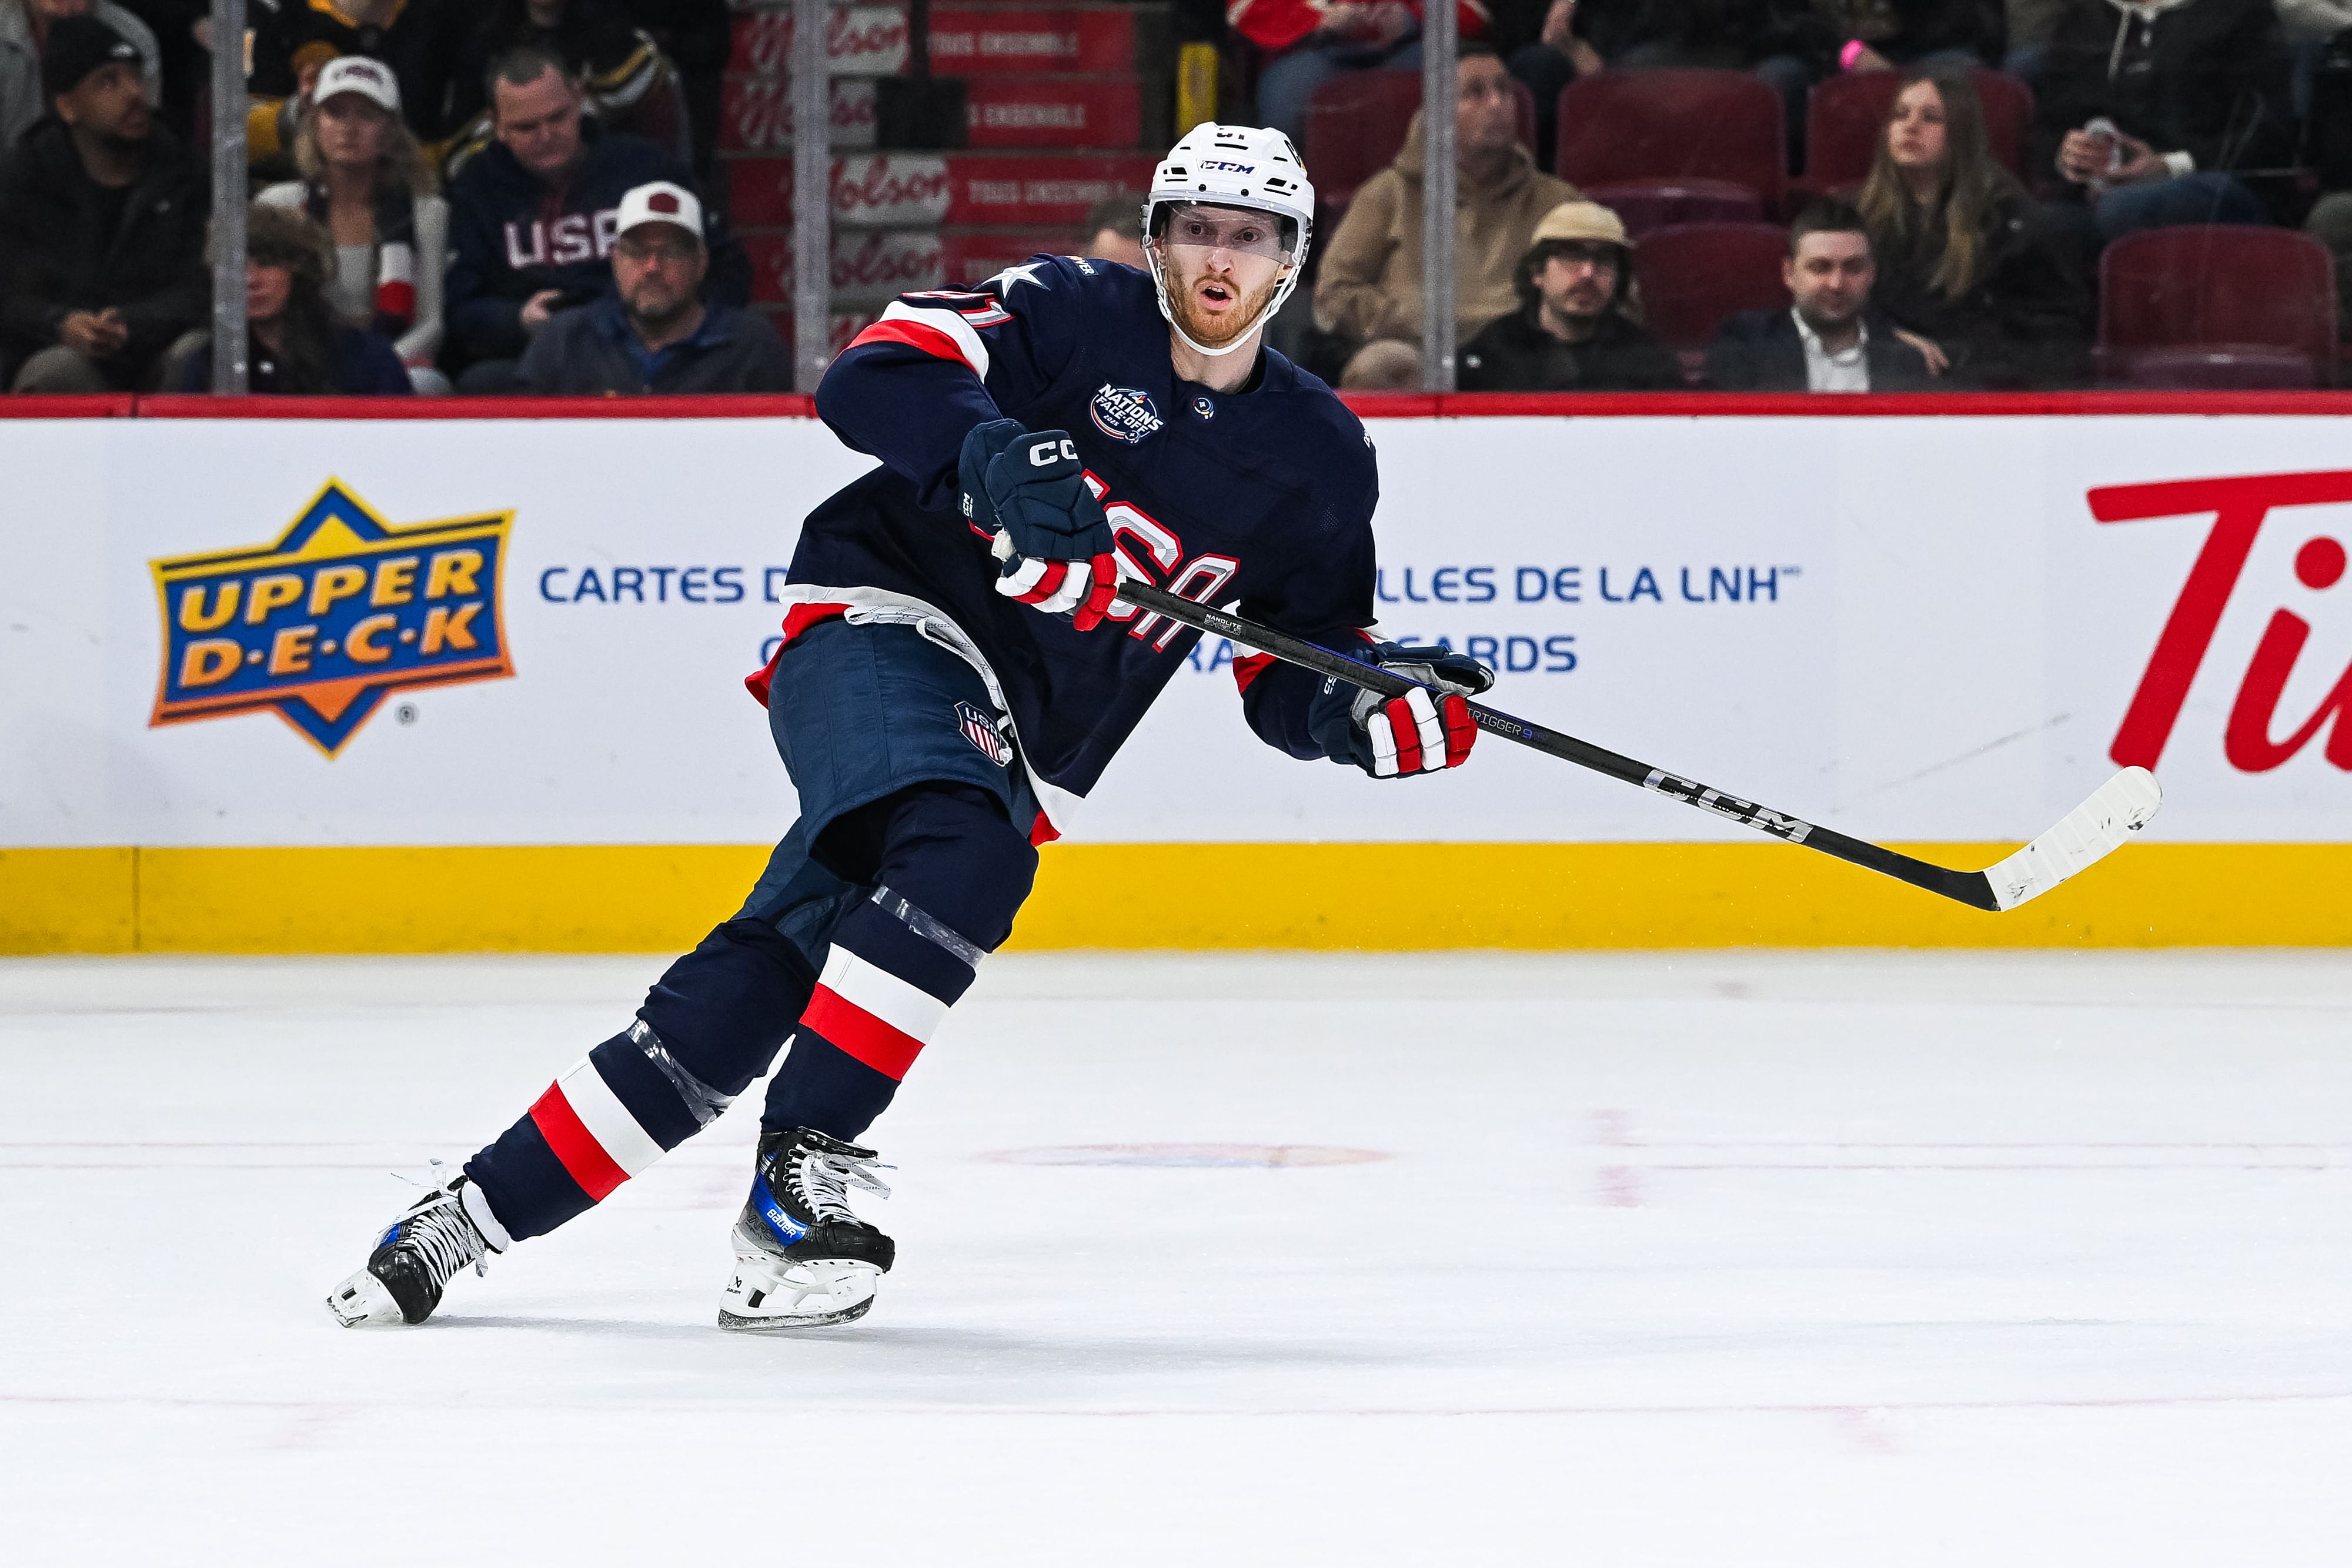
{"left": 465, "top": 618, "right": 1045, "bottom": 1243}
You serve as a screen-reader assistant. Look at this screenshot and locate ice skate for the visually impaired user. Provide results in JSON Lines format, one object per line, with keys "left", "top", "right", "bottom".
{"left": 326, "top": 1171, "right": 506, "bottom": 1327}
{"left": 719, "top": 1127, "right": 895, "bottom": 1330}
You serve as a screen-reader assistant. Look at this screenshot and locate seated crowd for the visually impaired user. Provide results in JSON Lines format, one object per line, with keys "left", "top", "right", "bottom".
{"left": 0, "top": 0, "right": 2344, "bottom": 394}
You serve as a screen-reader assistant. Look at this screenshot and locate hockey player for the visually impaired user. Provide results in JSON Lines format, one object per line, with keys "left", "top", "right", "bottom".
{"left": 327, "top": 123, "right": 1496, "bottom": 1333}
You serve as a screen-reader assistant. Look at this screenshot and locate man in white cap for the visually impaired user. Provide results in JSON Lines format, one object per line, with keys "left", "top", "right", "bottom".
{"left": 516, "top": 178, "right": 787, "bottom": 393}
{"left": 328, "top": 124, "right": 1495, "bottom": 1338}
{"left": 1458, "top": 199, "right": 1682, "bottom": 391}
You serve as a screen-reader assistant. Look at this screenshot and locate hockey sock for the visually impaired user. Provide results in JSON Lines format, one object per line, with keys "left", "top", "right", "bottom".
{"left": 762, "top": 784, "right": 1036, "bottom": 1140}
{"left": 465, "top": 920, "right": 818, "bottom": 1243}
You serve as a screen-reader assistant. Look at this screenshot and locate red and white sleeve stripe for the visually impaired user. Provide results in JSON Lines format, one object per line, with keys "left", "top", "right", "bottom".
{"left": 844, "top": 302, "right": 994, "bottom": 379}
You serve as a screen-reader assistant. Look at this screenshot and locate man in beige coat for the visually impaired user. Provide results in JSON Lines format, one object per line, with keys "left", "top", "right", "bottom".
{"left": 1313, "top": 46, "right": 1579, "bottom": 388}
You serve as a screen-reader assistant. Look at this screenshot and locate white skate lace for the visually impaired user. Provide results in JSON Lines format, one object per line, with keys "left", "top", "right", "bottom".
{"left": 794, "top": 1147, "right": 893, "bottom": 1226}
{"left": 389, "top": 1164, "right": 491, "bottom": 1282}
{"left": 400, "top": 1196, "right": 489, "bottom": 1286}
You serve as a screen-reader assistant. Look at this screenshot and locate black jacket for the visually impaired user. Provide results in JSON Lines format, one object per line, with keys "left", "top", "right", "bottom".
{"left": 1578, "top": 0, "right": 1842, "bottom": 71}
{"left": 1868, "top": 184, "right": 2094, "bottom": 387}
{"left": 0, "top": 118, "right": 208, "bottom": 382}
{"left": 1703, "top": 307, "right": 1934, "bottom": 390}
{"left": 1458, "top": 303, "right": 1686, "bottom": 390}
{"left": 2029, "top": 0, "right": 2294, "bottom": 182}
{"left": 445, "top": 118, "right": 749, "bottom": 363}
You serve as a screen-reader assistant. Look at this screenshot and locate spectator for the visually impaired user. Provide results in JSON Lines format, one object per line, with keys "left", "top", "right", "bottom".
{"left": 1083, "top": 194, "right": 1146, "bottom": 267}
{"left": 179, "top": 203, "right": 413, "bottom": 393}
{"left": 444, "top": 0, "right": 687, "bottom": 180}
{"left": 1501, "top": 0, "right": 1603, "bottom": 173}
{"left": 0, "top": 14, "right": 202, "bottom": 391}
{"left": 1857, "top": 70, "right": 2090, "bottom": 386}
{"left": 258, "top": 56, "right": 451, "bottom": 393}
{"left": 444, "top": 42, "right": 747, "bottom": 393}
{"left": 1315, "top": 46, "right": 1579, "bottom": 388}
{"left": 2030, "top": 0, "right": 2293, "bottom": 244}
{"left": 1232, "top": 0, "right": 1492, "bottom": 151}
{"left": 1812, "top": 0, "right": 2004, "bottom": 71}
{"left": 1458, "top": 199, "right": 1683, "bottom": 388}
{"left": 245, "top": 0, "right": 472, "bottom": 173}
{"left": 517, "top": 180, "right": 790, "bottom": 394}
{"left": 1705, "top": 200, "right": 1933, "bottom": 390}
{"left": 0, "top": 0, "right": 158, "bottom": 152}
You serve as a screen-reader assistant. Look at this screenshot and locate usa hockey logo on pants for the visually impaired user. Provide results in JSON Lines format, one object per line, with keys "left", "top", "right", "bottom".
{"left": 149, "top": 480, "right": 514, "bottom": 756}
{"left": 956, "top": 700, "right": 1013, "bottom": 765}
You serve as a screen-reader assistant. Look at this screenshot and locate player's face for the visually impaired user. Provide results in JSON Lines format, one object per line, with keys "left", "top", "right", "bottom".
{"left": 1154, "top": 204, "right": 1291, "bottom": 349}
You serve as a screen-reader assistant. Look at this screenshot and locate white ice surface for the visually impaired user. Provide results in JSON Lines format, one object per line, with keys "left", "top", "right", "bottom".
{"left": 6, "top": 951, "right": 2352, "bottom": 1564}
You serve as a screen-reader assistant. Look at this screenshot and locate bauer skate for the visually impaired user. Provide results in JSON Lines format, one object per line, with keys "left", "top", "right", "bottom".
{"left": 326, "top": 1170, "right": 506, "bottom": 1327}
{"left": 719, "top": 1128, "right": 895, "bottom": 1330}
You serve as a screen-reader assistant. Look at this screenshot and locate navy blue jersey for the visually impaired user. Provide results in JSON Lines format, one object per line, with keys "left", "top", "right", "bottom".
{"left": 762, "top": 254, "right": 1379, "bottom": 834}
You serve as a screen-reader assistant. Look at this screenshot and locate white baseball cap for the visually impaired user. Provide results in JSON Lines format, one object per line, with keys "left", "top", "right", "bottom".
{"left": 313, "top": 55, "right": 401, "bottom": 115}
{"left": 614, "top": 181, "right": 705, "bottom": 245}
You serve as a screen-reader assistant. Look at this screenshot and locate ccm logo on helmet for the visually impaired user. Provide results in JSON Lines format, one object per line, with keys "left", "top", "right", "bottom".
{"left": 1197, "top": 160, "right": 1257, "bottom": 173}
{"left": 1029, "top": 437, "right": 1079, "bottom": 466}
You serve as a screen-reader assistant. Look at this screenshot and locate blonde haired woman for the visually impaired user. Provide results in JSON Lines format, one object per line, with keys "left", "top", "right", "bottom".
{"left": 258, "top": 56, "right": 450, "bottom": 393}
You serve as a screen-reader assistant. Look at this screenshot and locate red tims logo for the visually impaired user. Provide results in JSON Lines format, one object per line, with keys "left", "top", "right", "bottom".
{"left": 2095, "top": 470, "right": 2352, "bottom": 773}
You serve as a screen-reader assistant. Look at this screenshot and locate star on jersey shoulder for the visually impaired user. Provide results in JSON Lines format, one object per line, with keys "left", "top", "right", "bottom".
{"left": 984, "top": 261, "right": 1050, "bottom": 295}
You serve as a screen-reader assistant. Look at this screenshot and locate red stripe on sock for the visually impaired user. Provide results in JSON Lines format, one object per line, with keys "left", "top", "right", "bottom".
{"left": 802, "top": 984, "right": 926, "bottom": 1081}
{"left": 527, "top": 1082, "right": 629, "bottom": 1201}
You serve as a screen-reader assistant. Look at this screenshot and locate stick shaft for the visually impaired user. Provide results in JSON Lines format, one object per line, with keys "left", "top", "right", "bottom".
{"left": 1120, "top": 580, "right": 2000, "bottom": 911}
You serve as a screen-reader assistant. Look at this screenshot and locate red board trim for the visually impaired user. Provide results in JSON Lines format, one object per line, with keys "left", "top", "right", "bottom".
{"left": 9, "top": 392, "right": 2352, "bottom": 422}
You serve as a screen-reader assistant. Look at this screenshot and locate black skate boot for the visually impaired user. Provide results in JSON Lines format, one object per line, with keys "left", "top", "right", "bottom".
{"left": 719, "top": 1128, "right": 895, "bottom": 1330}
{"left": 326, "top": 1172, "right": 506, "bottom": 1327}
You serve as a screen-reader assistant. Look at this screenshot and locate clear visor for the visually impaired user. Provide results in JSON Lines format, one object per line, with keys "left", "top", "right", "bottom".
{"left": 1155, "top": 204, "right": 1291, "bottom": 260}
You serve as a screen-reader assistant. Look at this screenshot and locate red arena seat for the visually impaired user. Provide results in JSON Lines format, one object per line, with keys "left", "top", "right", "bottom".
{"left": 1305, "top": 71, "right": 1539, "bottom": 224}
{"left": 1557, "top": 69, "right": 1785, "bottom": 213}
{"left": 1632, "top": 222, "right": 1791, "bottom": 384}
{"left": 2098, "top": 225, "right": 2338, "bottom": 389}
{"left": 1585, "top": 178, "right": 1763, "bottom": 240}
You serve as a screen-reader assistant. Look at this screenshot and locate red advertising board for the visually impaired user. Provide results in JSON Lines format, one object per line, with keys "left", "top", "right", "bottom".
{"left": 731, "top": 6, "right": 1140, "bottom": 78}
{"left": 731, "top": 152, "right": 1160, "bottom": 228}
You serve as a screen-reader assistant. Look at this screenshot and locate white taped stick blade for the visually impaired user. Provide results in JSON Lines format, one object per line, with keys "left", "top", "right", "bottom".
{"left": 1982, "top": 767, "right": 2163, "bottom": 912}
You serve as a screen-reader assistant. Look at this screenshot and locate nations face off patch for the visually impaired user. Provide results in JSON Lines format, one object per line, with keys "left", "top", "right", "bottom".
{"left": 149, "top": 480, "right": 514, "bottom": 757}
{"left": 1088, "top": 383, "right": 1161, "bottom": 445}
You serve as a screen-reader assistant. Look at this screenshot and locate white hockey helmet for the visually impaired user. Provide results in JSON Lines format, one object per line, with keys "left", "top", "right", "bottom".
{"left": 1142, "top": 122, "right": 1317, "bottom": 358}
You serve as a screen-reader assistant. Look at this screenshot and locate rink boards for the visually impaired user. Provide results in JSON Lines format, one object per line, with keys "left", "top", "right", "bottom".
{"left": 3, "top": 393, "right": 2348, "bottom": 950}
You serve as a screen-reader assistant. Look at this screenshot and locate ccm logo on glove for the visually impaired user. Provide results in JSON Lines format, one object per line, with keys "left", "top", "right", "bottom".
{"left": 960, "top": 419, "right": 1122, "bottom": 632}
{"left": 1306, "top": 642, "right": 1495, "bottom": 780}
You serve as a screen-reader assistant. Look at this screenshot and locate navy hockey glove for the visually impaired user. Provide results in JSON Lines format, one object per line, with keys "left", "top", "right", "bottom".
{"left": 959, "top": 419, "right": 1120, "bottom": 631}
{"left": 1307, "top": 643, "right": 1494, "bottom": 778}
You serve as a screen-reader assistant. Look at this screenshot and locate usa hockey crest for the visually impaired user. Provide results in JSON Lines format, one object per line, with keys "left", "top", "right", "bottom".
{"left": 955, "top": 700, "right": 1013, "bottom": 765}
{"left": 1088, "top": 383, "right": 1162, "bottom": 445}
{"left": 149, "top": 480, "right": 515, "bottom": 757}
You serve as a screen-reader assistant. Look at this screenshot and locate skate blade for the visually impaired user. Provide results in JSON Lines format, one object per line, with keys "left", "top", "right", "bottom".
{"left": 325, "top": 1267, "right": 405, "bottom": 1328}
{"left": 717, "top": 1255, "right": 880, "bottom": 1332}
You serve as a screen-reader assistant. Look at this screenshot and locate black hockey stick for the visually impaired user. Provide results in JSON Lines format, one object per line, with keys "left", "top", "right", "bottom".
{"left": 1117, "top": 580, "right": 2161, "bottom": 913}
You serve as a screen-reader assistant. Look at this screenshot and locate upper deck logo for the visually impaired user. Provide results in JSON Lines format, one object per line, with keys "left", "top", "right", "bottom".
{"left": 149, "top": 479, "right": 514, "bottom": 756}
{"left": 1089, "top": 383, "right": 1161, "bottom": 445}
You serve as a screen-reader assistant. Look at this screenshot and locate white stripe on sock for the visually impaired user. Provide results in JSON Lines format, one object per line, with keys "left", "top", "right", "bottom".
{"left": 555, "top": 1055, "right": 666, "bottom": 1177}
{"left": 819, "top": 945, "right": 950, "bottom": 1044}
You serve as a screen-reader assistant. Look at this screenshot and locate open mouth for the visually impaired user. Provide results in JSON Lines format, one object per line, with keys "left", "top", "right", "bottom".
{"left": 1195, "top": 280, "right": 1235, "bottom": 312}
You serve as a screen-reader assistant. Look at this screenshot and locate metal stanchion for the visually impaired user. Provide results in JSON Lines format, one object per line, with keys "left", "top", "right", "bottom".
{"left": 791, "top": 0, "right": 831, "bottom": 393}
{"left": 209, "top": 0, "right": 248, "bottom": 393}
{"left": 1418, "top": 0, "right": 1457, "bottom": 393}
